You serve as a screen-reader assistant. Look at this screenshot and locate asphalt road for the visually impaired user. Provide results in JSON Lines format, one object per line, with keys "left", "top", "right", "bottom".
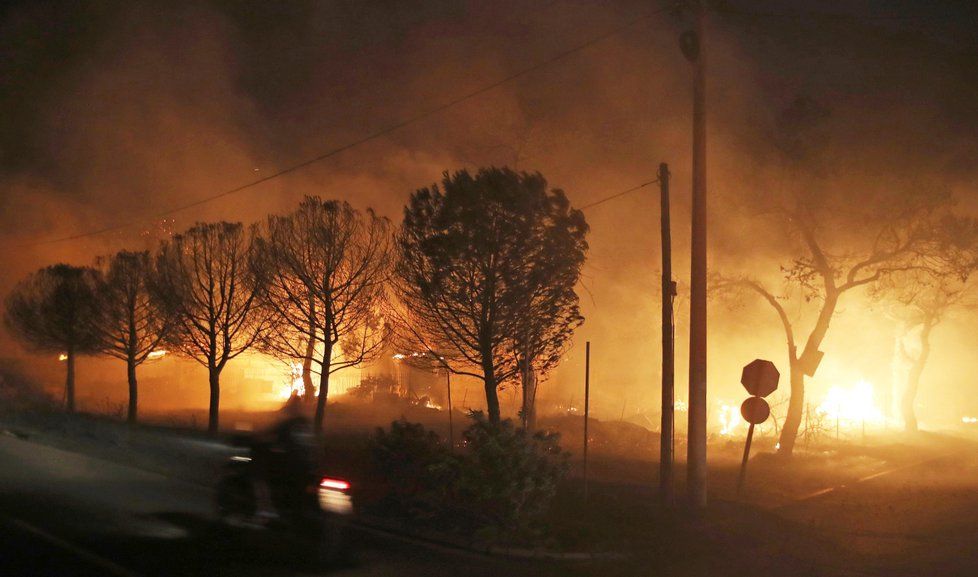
{"left": 772, "top": 447, "right": 978, "bottom": 576}
{"left": 2, "top": 432, "right": 978, "bottom": 576}
{"left": 0, "top": 435, "right": 594, "bottom": 577}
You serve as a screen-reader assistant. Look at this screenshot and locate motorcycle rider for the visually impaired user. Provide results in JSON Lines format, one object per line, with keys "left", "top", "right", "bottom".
{"left": 252, "top": 394, "right": 315, "bottom": 521}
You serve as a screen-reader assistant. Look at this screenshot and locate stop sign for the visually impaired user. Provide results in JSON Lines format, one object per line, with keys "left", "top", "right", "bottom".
{"left": 741, "top": 359, "right": 779, "bottom": 397}
{"left": 740, "top": 397, "right": 771, "bottom": 425}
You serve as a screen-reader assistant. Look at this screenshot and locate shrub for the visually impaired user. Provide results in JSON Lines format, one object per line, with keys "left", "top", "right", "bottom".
{"left": 370, "top": 413, "right": 568, "bottom": 541}
{"left": 0, "top": 363, "right": 55, "bottom": 413}
{"left": 447, "top": 412, "right": 568, "bottom": 537}
{"left": 370, "top": 419, "right": 452, "bottom": 517}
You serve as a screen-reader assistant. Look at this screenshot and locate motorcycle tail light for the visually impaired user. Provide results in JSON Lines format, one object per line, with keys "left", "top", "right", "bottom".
{"left": 320, "top": 477, "right": 351, "bottom": 491}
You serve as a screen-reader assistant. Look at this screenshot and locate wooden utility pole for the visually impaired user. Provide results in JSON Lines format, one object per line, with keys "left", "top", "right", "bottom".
{"left": 583, "top": 341, "right": 591, "bottom": 502}
{"left": 684, "top": 0, "right": 709, "bottom": 511}
{"left": 659, "top": 162, "right": 676, "bottom": 507}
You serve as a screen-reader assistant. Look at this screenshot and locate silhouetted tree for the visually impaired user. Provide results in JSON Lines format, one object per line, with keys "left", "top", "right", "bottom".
{"left": 253, "top": 198, "right": 391, "bottom": 433}
{"left": 95, "top": 250, "right": 172, "bottom": 424}
{"left": 3, "top": 264, "right": 102, "bottom": 412}
{"left": 894, "top": 285, "right": 957, "bottom": 432}
{"left": 717, "top": 208, "right": 977, "bottom": 454}
{"left": 718, "top": 96, "right": 978, "bottom": 455}
{"left": 395, "top": 167, "right": 588, "bottom": 424}
{"left": 884, "top": 225, "right": 978, "bottom": 432}
{"left": 153, "top": 222, "right": 266, "bottom": 434}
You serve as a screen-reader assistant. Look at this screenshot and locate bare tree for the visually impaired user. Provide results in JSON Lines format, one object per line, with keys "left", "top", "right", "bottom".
{"left": 153, "top": 222, "right": 266, "bottom": 434}
{"left": 717, "top": 96, "right": 978, "bottom": 455}
{"left": 395, "top": 167, "right": 588, "bottom": 424}
{"left": 894, "top": 286, "right": 954, "bottom": 432}
{"left": 253, "top": 198, "right": 392, "bottom": 434}
{"left": 95, "top": 250, "right": 172, "bottom": 424}
{"left": 3, "top": 264, "right": 103, "bottom": 412}
{"left": 887, "top": 268, "right": 978, "bottom": 431}
{"left": 717, "top": 203, "right": 973, "bottom": 455}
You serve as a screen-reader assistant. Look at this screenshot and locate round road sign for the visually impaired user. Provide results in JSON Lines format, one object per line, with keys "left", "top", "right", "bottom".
{"left": 741, "top": 359, "right": 780, "bottom": 398}
{"left": 740, "top": 397, "right": 770, "bottom": 425}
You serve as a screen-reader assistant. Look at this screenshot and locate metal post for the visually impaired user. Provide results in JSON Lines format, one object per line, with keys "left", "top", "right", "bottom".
{"left": 686, "top": 0, "right": 709, "bottom": 510}
{"left": 736, "top": 422, "right": 755, "bottom": 497}
{"left": 446, "top": 371, "right": 454, "bottom": 451}
{"left": 659, "top": 162, "right": 675, "bottom": 507}
{"left": 584, "top": 341, "right": 591, "bottom": 502}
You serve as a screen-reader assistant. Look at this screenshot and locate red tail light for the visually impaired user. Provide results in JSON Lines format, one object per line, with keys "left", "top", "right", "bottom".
{"left": 320, "top": 477, "right": 351, "bottom": 491}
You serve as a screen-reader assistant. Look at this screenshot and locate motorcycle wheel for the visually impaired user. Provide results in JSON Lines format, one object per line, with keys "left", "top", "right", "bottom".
{"left": 216, "top": 474, "right": 256, "bottom": 523}
{"left": 315, "top": 515, "right": 350, "bottom": 568}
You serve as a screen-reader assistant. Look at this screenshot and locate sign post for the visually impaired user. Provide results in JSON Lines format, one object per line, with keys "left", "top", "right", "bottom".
{"left": 737, "top": 359, "right": 780, "bottom": 498}
{"left": 583, "top": 341, "right": 591, "bottom": 503}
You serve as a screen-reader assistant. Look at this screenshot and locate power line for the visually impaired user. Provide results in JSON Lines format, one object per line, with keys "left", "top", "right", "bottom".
{"left": 21, "top": 1, "right": 681, "bottom": 248}
{"left": 720, "top": 7, "right": 926, "bottom": 21}
{"left": 579, "top": 178, "right": 659, "bottom": 211}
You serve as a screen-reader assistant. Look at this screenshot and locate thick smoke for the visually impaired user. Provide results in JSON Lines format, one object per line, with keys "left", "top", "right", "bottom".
{"left": 1, "top": 0, "right": 976, "bottom": 425}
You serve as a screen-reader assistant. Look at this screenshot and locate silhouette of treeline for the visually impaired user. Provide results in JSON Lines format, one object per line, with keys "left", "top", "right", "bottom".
{"left": 3, "top": 167, "right": 589, "bottom": 435}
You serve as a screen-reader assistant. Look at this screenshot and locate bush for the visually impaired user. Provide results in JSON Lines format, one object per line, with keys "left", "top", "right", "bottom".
{"left": 370, "top": 413, "right": 569, "bottom": 541}
{"left": 370, "top": 419, "right": 452, "bottom": 518}
{"left": 447, "top": 412, "right": 568, "bottom": 538}
{"left": 0, "top": 363, "right": 55, "bottom": 413}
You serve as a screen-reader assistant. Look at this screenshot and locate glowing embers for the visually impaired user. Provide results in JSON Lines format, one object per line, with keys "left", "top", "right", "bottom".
{"left": 817, "top": 379, "right": 884, "bottom": 427}
{"left": 392, "top": 352, "right": 426, "bottom": 360}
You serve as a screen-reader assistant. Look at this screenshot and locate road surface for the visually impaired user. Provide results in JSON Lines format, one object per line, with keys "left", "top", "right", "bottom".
{"left": 2, "top": 431, "right": 978, "bottom": 576}
{"left": 0, "top": 434, "right": 594, "bottom": 576}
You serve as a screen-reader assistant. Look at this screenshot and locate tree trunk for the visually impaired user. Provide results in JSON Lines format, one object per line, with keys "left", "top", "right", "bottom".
{"left": 779, "top": 292, "right": 839, "bottom": 456}
{"left": 65, "top": 348, "right": 76, "bottom": 413}
{"left": 314, "top": 343, "right": 333, "bottom": 435}
{"left": 127, "top": 356, "right": 138, "bottom": 424}
{"left": 302, "top": 345, "right": 315, "bottom": 402}
{"left": 521, "top": 367, "right": 538, "bottom": 431}
{"left": 127, "top": 303, "right": 138, "bottom": 424}
{"left": 778, "top": 360, "right": 805, "bottom": 456}
{"left": 315, "top": 367, "right": 330, "bottom": 435}
{"left": 208, "top": 366, "right": 221, "bottom": 435}
{"left": 483, "top": 360, "right": 500, "bottom": 424}
{"left": 902, "top": 321, "right": 933, "bottom": 433}
{"left": 302, "top": 296, "right": 316, "bottom": 402}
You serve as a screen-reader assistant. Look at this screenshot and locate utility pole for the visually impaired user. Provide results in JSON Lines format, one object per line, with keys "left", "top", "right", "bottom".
{"left": 583, "top": 341, "right": 591, "bottom": 502}
{"left": 683, "top": 0, "right": 708, "bottom": 510}
{"left": 659, "top": 162, "right": 676, "bottom": 507}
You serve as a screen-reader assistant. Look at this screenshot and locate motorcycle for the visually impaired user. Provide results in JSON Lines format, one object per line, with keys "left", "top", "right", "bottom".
{"left": 215, "top": 433, "right": 355, "bottom": 567}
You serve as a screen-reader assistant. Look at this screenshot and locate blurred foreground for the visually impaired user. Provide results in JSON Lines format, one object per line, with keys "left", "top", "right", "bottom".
{"left": 1, "top": 406, "right": 978, "bottom": 576}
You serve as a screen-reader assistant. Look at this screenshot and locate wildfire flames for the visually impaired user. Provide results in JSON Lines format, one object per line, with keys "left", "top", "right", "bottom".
{"left": 715, "top": 379, "right": 887, "bottom": 439}
{"left": 718, "top": 402, "right": 743, "bottom": 436}
{"left": 277, "top": 362, "right": 308, "bottom": 400}
{"left": 817, "top": 380, "right": 884, "bottom": 427}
